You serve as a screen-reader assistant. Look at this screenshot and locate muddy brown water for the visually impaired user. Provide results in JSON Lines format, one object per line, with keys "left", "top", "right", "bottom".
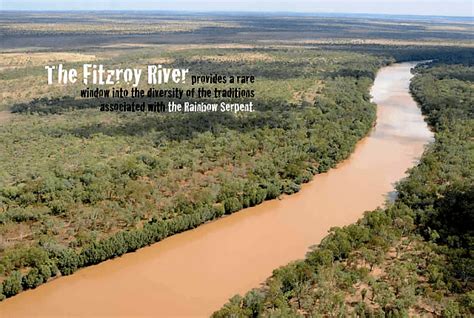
{"left": 0, "top": 62, "right": 433, "bottom": 318}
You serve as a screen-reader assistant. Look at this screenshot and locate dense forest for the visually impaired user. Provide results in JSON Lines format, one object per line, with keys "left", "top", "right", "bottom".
{"left": 213, "top": 58, "right": 473, "bottom": 317}
{"left": 0, "top": 49, "right": 385, "bottom": 299}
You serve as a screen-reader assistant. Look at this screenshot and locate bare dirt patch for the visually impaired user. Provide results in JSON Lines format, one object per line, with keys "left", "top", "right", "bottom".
{"left": 0, "top": 52, "right": 96, "bottom": 68}
{"left": 189, "top": 52, "right": 275, "bottom": 63}
{"left": 0, "top": 111, "right": 13, "bottom": 124}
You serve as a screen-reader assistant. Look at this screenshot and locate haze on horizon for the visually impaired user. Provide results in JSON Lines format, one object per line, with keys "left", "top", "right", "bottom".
{"left": 1, "top": 0, "right": 473, "bottom": 17}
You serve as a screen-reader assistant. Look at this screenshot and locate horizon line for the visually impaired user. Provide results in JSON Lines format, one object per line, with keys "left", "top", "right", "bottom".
{"left": 0, "top": 9, "right": 473, "bottom": 19}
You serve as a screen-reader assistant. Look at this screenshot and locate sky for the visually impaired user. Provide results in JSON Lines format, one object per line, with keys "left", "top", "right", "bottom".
{"left": 1, "top": 0, "right": 473, "bottom": 17}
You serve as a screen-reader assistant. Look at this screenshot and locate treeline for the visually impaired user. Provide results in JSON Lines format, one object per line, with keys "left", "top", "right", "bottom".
{"left": 1, "top": 206, "right": 232, "bottom": 298}
{"left": 213, "top": 59, "right": 473, "bottom": 316}
{"left": 319, "top": 44, "right": 474, "bottom": 66}
{"left": 402, "top": 61, "right": 473, "bottom": 292}
{"left": 0, "top": 52, "right": 382, "bottom": 300}
{"left": 11, "top": 96, "right": 93, "bottom": 114}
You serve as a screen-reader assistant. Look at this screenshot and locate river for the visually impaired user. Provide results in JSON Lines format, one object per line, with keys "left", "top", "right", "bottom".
{"left": 0, "top": 62, "right": 433, "bottom": 317}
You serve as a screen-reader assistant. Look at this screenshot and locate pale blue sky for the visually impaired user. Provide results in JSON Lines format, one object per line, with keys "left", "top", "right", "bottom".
{"left": 1, "top": 0, "right": 473, "bottom": 17}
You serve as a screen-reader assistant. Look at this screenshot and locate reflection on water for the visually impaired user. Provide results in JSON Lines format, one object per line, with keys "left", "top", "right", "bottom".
{"left": 0, "top": 62, "right": 433, "bottom": 318}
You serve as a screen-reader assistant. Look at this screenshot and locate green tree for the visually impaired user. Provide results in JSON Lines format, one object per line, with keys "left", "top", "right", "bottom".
{"left": 2, "top": 271, "right": 22, "bottom": 297}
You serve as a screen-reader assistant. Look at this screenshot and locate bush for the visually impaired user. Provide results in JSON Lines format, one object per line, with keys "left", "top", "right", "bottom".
{"left": 2, "top": 271, "right": 22, "bottom": 297}
{"left": 22, "top": 268, "right": 44, "bottom": 289}
{"left": 56, "top": 249, "right": 80, "bottom": 275}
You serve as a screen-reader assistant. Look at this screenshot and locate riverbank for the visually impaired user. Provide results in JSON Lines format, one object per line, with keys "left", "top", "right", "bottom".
{"left": 214, "top": 58, "right": 473, "bottom": 317}
{"left": 0, "top": 62, "right": 433, "bottom": 317}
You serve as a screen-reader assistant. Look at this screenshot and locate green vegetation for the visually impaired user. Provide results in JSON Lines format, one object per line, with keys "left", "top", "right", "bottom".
{"left": 213, "top": 58, "right": 473, "bottom": 317}
{"left": 0, "top": 12, "right": 472, "bottom": 307}
{"left": 0, "top": 47, "right": 386, "bottom": 299}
